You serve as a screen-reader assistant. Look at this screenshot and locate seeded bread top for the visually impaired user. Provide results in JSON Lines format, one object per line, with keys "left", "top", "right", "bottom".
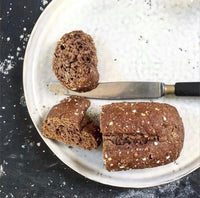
{"left": 101, "top": 102, "right": 184, "bottom": 171}
{"left": 46, "top": 96, "right": 90, "bottom": 130}
{"left": 101, "top": 102, "right": 183, "bottom": 137}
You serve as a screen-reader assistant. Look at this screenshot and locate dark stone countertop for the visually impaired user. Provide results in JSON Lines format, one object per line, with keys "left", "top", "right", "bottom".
{"left": 0, "top": 0, "right": 199, "bottom": 197}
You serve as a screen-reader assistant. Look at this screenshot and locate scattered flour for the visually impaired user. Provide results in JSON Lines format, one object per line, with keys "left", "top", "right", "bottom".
{"left": 115, "top": 176, "right": 196, "bottom": 198}
{"left": 41, "top": 0, "right": 49, "bottom": 6}
{"left": 1, "top": 31, "right": 30, "bottom": 75}
{"left": 19, "top": 35, "right": 24, "bottom": 40}
{"left": 60, "top": 181, "right": 67, "bottom": 187}
{"left": 0, "top": 55, "right": 15, "bottom": 75}
{"left": 36, "top": 142, "right": 41, "bottom": 147}
{"left": 20, "top": 95, "right": 26, "bottom": 107}
{"left": 40, "top": 0, "right": 49, "bottom": 11}
{"left": 20, "top": 32, "right": 30, "bottom": 50}
{"left": 62, "top": 181, "right": 66, "bottom": 186}
{"left": 116, "top": 190, "right": 155, "bottom": 198}
{"left": 0, "top": 165, "right": 6, "bottom": 177}
{"left": 27, "top": 124, "right": 34, "bottom": 129}
{"left": 8, "top": 154, "right": 17, "bottom": 159}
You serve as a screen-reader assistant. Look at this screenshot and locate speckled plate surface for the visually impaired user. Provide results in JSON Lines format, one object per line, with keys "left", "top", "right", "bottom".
{"left": 23, "top": 0, "right": 200, "bottom": 188}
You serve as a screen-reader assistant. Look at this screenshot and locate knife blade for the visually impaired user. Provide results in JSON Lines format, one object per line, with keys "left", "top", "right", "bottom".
{"left": 49, "top": 82, "right": 165, "bottom": 99}
{"left": 49, "top": 81, "right": 200, "bottom": 100}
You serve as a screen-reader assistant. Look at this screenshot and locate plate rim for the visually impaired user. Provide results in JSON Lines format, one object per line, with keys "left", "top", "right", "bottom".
{"left": 23, "top": 0, "right": 200, "bottom": 188}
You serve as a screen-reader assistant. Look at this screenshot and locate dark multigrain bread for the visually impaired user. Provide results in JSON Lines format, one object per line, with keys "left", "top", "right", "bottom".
{"left": 42, "top": 96, "right": 102, "bottom": 150}
{"left": 52, "top": 30, "right": 99, "bottom": 92}
{"left": 100, "top": 102, "right": 184, "bottom": 171}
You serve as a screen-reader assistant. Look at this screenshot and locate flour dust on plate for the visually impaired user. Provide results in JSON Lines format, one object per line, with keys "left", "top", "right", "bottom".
{"left": 23, "top": 0, "right": 200, "bottom": 187}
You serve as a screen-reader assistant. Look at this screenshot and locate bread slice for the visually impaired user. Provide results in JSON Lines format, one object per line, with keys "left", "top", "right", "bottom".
{"left": 52, "top": 30, "right": 99, "bottom": 92}
{"left": 100, "top": 102, "right": 184, "bottom": 171}
{"left": 42, "top": 96, "right": 101, "bottom": 150}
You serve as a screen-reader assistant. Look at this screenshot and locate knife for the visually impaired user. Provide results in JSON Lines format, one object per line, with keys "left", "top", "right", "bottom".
{"left": 49, "top": 82, "right": 200, "bottom": 100}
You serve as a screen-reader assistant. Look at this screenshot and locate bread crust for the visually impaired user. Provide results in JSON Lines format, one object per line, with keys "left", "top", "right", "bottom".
{"left": 100, "top": 102, "right": 184, "bottom": 171}
{"left": 42, "top": 96, "right": 102, "bottom": 150}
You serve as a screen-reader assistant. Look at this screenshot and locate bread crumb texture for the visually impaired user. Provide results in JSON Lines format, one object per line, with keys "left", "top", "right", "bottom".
{"left": 52, "top": 31, "right": 99, "bottom": 92}
{"left": 42, "top": 96, "right": 102, "bottom": 150}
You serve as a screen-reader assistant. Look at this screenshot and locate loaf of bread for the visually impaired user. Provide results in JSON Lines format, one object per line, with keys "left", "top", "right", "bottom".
{"left": 42, "top": 96, "right": 102, "bottom": 150}
{"left": 100, "top": 102, "right": 184, "bottom": 171}
{"left": 52, "top": 30, "right": 99, "bottom": 92}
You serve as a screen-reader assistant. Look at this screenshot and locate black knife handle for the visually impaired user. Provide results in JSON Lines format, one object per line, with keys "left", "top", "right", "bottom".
{"left": 175, "top": 82, "right": 200, "bottom": 96}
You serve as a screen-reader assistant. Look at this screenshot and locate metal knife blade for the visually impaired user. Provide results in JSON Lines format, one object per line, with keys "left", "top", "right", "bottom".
{"left": 49, "top": 82, "right": 165, "bottom": 100}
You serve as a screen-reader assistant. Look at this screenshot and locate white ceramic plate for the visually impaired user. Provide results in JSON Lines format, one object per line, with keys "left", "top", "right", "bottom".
{"left": 23, "top": 0, "right": 200, "bottom": 188}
